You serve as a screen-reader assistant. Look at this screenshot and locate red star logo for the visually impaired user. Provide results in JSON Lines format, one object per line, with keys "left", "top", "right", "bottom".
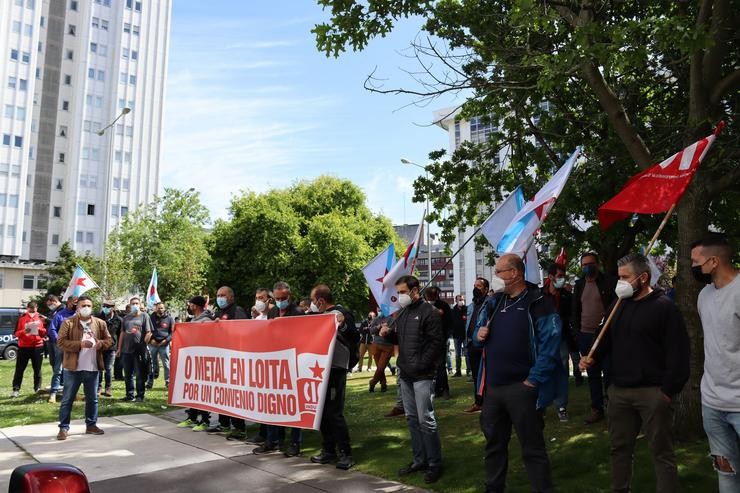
{"left": 75, "top": 277, "right": 87, "bottom": 286}
{"left": 149, "top": 285, "right": 156, "bottom": 296}
{"left": 376, "top": 268, "right": 389, "bottom": 292}
{"left": 310, "top": 360, "right": 324, "bottom": 379}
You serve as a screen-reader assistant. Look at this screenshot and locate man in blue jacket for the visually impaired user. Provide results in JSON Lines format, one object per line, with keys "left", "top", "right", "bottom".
{"left": 47, "top": 296, "right": 78, "bottom": 403}
{"left": 474, "top": 253, "right": 561, "bottom": 493}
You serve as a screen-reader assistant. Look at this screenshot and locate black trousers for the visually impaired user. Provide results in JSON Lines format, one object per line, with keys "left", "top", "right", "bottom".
{"left": 187, "top": 408, "right": 210, "bottom": 423}
{"left": 434, "top": 359, "right": 449, "bottom": 396}
{"left": 469, "top": 347, "right": 483, "bottom": 406}
{"left": 218, "top": 414, "right": 245, "bottom": 431}
{"left": 480, "top": 382, "right": 553, "bottom": 493}
{"left": 121, "top": 352, "right": 146, "bottom": 399}
{"left": 12, "top": 347, "right": 43, "bottom": 391}
{"left": 320, "top": 367, "right": 352, "bottom": 455}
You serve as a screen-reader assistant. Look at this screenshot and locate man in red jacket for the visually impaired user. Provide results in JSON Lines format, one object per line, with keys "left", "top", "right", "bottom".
{"left": 12, "top": 302, "right": 47, "bottom": 397}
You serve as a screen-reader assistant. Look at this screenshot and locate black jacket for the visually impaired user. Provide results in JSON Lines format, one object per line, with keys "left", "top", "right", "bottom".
{"left": 214, "top": 303, "right": 248, "bottom": 320}
{"left": 325, "top": 304, "right": 359, "bottom": 370}
{"left": 594, "top": 288, "right": 690, "bottom": 397}
{"left": 433, "top": 300, "right": 454, "bottom": 340}
{"left": 572, "top": 271, "right": 617, "bottom": 333}
{"left": 97, "top": 311, "right": 122, "bottom": 352}
{"left": 150, "top": 312, "right": 174, "bottom": 342}
{"left": 395, "top": 299, "right": 445, "bottom": 381}
{"left": 267, "top": 303, "right": 304, "bottom": 319}
{"left": 544, "top": 288, "right": 577, "bottom": 350}
{"left": 451, "top": 304, "right": 467, "bottom": 340}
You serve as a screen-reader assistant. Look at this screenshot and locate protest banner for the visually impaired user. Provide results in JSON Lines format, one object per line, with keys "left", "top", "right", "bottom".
{"left": 169, "top": 314, "right": 338, "bottom": 430}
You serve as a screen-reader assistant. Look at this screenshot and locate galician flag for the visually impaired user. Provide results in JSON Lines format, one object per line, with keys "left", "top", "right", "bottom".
{"left": 496, "top": 148, "right": 582, "bottom": 256}
{"left": 362, "top": 244, "right": 396, "bottom": 311}
{"left": 146, "top": 268, "right": 161, "bottom": 308}
{"left": 62, "top": 265, "right": 99, "bottom": 301}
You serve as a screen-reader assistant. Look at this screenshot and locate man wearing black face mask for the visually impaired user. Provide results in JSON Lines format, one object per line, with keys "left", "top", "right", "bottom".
{"left": 580, "top": 253, "right": 689, "bottom": 493}
{"left": 463, "top": 277, "right": 490, "bottom": 413}
{"left": 572, "top": 251, "right": 617, "bottom": 424}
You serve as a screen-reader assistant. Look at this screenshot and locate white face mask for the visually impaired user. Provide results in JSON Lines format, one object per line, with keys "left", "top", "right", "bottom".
{"left": 490, "top": 276, "right": 506, "bottom": 293}
{"left": 553, "top": 278, "right": 566, "bottom": 289}
{"left": 79, "top": 307, "right": 93, "bottom": 318}
{"left": 254, "top": 299, "right": 267, "bottom": 313}
{"left": 398, "top": 293, "right": 412, "bottom": 308}
{"left": 309, "top": 302, "right": 320, "bottom": 313}
{"left": 615, "top": 279, "right": 636, "bottom": 299}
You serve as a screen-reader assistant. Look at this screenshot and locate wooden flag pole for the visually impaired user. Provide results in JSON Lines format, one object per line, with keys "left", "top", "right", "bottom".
{"left": 586, "top": 202, "right": 677, "bottom": 359}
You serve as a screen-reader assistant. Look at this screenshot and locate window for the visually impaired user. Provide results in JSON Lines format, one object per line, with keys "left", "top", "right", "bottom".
{"left": 68, "top": 25, "right": 76, "bottom": 36}
{"left": 10, "top": 49, "right": 19, "bottom": 61}
{"left": 96, "top": 96, "right": 103, "bottom": 108}
{"left": 116, "top": 124, "right": 124, "bottom": 135}
{"left": 82, "top": 147, "right": 89, "bottom": 159}
{"left": 115, "top": 151, "right": 122, "bottom": 161}
{"left": 62, "top": 100, "right": 69, "bottom": 110}
{"left": 119, "top": 98, "right": 126, "bottom": 109}
{"left": 77, "top": 201, "right": 85, "bottom": 214}
{"left": 88, "top": 68, "right": 95, "bottom": 78}
{"left": 58, "top": 152, "right": 65, "bottom": 163}
{"left": 127, "top": 100, "right": 135, "bottom": 110}
{"left": 123, "top": 23, "right": 131, "bottom": 34}
{"left": 86, "top": 94, "right": 93, "bottom": 105}
{"left": 122, "top": 178, "right": 129, "bottom": 190}
{"left": 12, "top": 22, "right": 21, "bottom": 34}
{"left": 7, "top": 225, "right": 16, "bottom": 238}
{"left": 131, "top": 50, "right": 138, "bottom": 60}
{"left": 2, "top": 135, "right": 10, "bottom": 146}
{"left": 111, "top": 205, "right": 119, "bottom": 216}
{"left": 8, "top": 195, "right": 19, "bottom": 207}
{"left": 79, "top": 174, "right": 88, "bottom": 187}
{"left": 70, "top": 0, "right": 78, "bottom": 10}
{"left": 76, "top": 231, "right": 83, "bottom": 242}
{"left": 55, "top": 179, "right": 63, "bottom": 190}
{"left": 0, "top": 163, "right": 7, "bottom": 174}
{"left": 129, "top": 75, "right": 136, "bottom": 85}
{"left": 92, "top": 122, "right": 101, "bottom": 133}
{"left": 135, "top": 1, "right": 142, "bottom": 12}
{"left": 91, "top": 149, "right": 100, "bottom": 161}
{"left": 0, "top": 194, "right": 6, "bottom": 206}
{"left": 101, "top": 20, "right": 109, "bottom": 31}
{"left": 38, "top": 41, "right": 42, "bottom": 52}
{"left": 126, "top": 0, "right": 132, "bottom": 8}
{"left": 470, "top": 116, "right": 497, "bottom": 144}
{"left": 120, "top": 72, "right": 128, "bottom": 84}
{"left": 52, "top": 234, "right": 59, "bottom": 245}
{"left": 97, "top": 70, "right": 105, "bottom": 81}
{"left": 8, "top": 76, "right": 17, "bottom": 89}
{"left": 83, "top": 120, "right": 91, "bottom": 132}
{"left": 23, "top": 275, "right": 35, "bottom": 290}
{"left": 25, "top": 24, "right": 33, "bottom": 36}
{"left": 99, "top": 45, "right": 107, "bottom": 56}
{"left": 113, "top": 177, "right": 120, "bottom": 189}
{"left": 86, "top": 232, "right": 94, "bottom": 243}
{"left": 19, "top": 79, "right": 27, "bottom": 90}
{"left": 53, "top": 206, "right": 61, "bottom": 217}
{"left": 40, "top": 16, "right": 45, "bottom": 28}
{"left": 11, "top": 165, "right": 20, "bottom": 176}
{"left": 21, "top": 52, "right": 30, "bottom": 63}
{"left": 88, "top": 175, "right": 97, "bottom": 188}
{"left": 16, "top": 107, "right": 25, "bottom": 119}
{"left": 125, "top": 126, "right": 133, "bottom": 137}
{"left": 87, "top": 204, "right": 95, "bottom": 216}
{"left": 66, "top": 49, "right": 73, "bottom": 60}
{"left": 63, "top": 74, "right": 71, "bottom": 85}
{"left": 92, "top": 17, "right": 99, "bottom": 28}
{"left": 4, "top": 105, "right": 12, "bottom": 118}
{"left": 59, "top": 125, "right": 67, "bottom": 137}
{"left": 14, "top": 136, "right": 23, "bottom": 147}
{"left": 124, "top": 152, "right": 131, "bottom": 163}
{"left": 122, "top": 48, "right": 129, "bottom": 59}
{"left": 90, "top": 42, "right": 97, "bottom": 53}
{"left": 120, "top": 206, "right": 129, "bottom": 216}
{"left": 132, "top": 25, "right": 139, "bottom": 36}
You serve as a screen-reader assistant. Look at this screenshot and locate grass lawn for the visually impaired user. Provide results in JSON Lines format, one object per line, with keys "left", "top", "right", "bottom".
{"left": 0, "top": 359, "right": 717, "bottom": 492}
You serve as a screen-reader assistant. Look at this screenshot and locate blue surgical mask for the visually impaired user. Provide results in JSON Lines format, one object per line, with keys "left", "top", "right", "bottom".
{"left": 553, "top": 278, "right": 566, "bottom": 289}
{"left": 216, "top": 296, "right": 228, "bottom": 309}
{"left": 102, "top": 307, "right": 111, "bottom": 315}
{"left": 275, "top": 299, "right": 289, "bottom": 310}
{"left": 130, "top": 304, "right": 140, "bottom": 314}
{"left": 583, "top": 265, "right": 597, "bottom": 277}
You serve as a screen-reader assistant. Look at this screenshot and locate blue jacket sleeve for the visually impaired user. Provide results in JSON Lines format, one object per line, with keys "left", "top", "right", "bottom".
{"left": 49, "top": 313, "right": 62, "bottom": 341}
{"left": 471, "top": 298, "right": 496, "bottom": 348}
{"left": 527, "top": 312, "right": 562, "bottom": 386}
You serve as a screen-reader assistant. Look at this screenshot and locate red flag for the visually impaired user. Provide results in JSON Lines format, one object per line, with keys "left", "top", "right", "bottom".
{"left": 555, "top": 247, "right": 567, "bottom": 268}
{"left": 597, "top": 122, "right": 724, "bottom": 230}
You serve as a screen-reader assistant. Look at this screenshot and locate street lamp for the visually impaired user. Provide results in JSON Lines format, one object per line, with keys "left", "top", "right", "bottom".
{"left": 401, "top": 158, "right": 433, "bottom": 286}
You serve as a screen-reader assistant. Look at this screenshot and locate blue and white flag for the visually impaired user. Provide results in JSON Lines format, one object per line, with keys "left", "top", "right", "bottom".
{"left": 362, "top": 244, "right": 396, "bottom": 311}
{"left": 146, "top": 268, "right": 161, "bottom": 308}
{"left": 62, "top": 265, "right": 99, "bottom": 301}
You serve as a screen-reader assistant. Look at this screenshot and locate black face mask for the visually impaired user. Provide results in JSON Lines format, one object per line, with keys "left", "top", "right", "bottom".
{"left": 186, "top": 307, "right": 194, "bottom": 315}
{"left": 472, "top": 287, "right": 483, "bottom": 299}
{"left": 691, "top": 265, "right": 712, "bottom": 284}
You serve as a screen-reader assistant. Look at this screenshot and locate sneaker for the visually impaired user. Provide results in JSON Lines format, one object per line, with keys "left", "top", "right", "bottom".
{"left": 11, "top": 390, "right": 19, "bottom": 398}
{"left": 145, "top": 384, "right": 153, "bottom": 390}
{"left": 284, "top": 443, "right": 300, "bottom": 457}
{"left": 120, "top": 396, "right": 135, "bottom": 402}
{"left": 192, "top": 423, "right": 208, "bottom": 432}
{"left": 310, "top": 450, "right": 337, "bottom": 464}
{"left": 134, "top": 396, "right": 144, "bottom": 403}
{"left": 56, "top": 429, "right": 68, "bottom": 441}
{"left": 584, "top": 409, "right": 604, "bottom": 424}
{"left": 453, "top": 371, "right": 462, "bottom": 378}
{"left": 48, "top": 394, "right": 56, "bottom": 404}
{"left": 86, "top": 425, "right": 105, "bottom": 435}
{"left": 226, "top": 430, "right": 246, "bottom": 441}
{"left": 336, "top": 452, "right": 354, "bottom": 470}
{"left": 252, "top": 443, "right": 278, "bottom": 455}
{"left": 424, "top": 465, "right": 443, "bottom": 484}
{"left": 102, "top": 388, "right": 112, "bottom": 397}
{"left": 245, "top": 434, "right": 266, "bottom": 444}
{"left": 206, "top": 425, "right": 224, "bottom": 434}
{"left": 384, "top": 406, "right": 405, "bottom": 418}
{"left": 177, "top": 419, "right": 196, "bottom": 428}
{"left": 463, "top": 403, "right": 482, "bottom": 413}
{"left": 399, "top": 462, "right": 427, "bottom": 476}
{"left": 557, "top": 407, "right": 569, "bottom": 422}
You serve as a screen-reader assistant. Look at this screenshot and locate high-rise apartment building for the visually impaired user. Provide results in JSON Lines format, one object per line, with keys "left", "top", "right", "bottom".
{"left": 1, "top": 0, "right": 171, "bottom": 263}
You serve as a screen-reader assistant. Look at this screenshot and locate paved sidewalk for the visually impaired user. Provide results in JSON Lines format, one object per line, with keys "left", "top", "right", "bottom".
{"left": 0, "top": 413, "right": 427, "bottom": 493}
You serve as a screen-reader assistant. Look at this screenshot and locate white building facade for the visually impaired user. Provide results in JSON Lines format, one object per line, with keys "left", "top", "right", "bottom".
{"left": 1, "top": 0, "right": 171, "bottom": 263}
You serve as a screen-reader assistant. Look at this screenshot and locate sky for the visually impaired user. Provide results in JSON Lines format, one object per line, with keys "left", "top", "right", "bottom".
{"left": 161, "top": 1, "right": 463, "bottom": 228}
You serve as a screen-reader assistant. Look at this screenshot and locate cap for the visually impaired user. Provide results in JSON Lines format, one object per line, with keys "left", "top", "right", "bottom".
{"left": 188, "top": 295, "right": 206, "bottom": 308}
{"left": 102, "top": 300, "right": 116, "bottom": 307}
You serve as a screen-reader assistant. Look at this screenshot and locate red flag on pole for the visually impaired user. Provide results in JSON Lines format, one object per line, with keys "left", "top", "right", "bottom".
{"left": 597, "top": 122, "right": 724, "bottom": 230}
{"left": 555, "top": 247, "right": 567, "bottom": 268}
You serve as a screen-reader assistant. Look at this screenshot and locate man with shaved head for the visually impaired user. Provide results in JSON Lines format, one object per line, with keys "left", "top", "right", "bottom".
{"left": 473, "top": 253, "right": 562, "bottom": 493}
{"left": 691, "top": 233, "right": 739, "bottom": 493}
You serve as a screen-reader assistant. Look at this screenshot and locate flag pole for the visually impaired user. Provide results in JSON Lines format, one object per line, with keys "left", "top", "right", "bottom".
{"left": 586, "top": 202, "right": 677, "bottom": 358}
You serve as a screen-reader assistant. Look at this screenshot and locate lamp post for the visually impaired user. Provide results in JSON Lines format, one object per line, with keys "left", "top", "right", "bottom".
{"left": 97, "top": 107, "right": 131, "bottom": 294}
{"left": 400, "top": 158, "right": 433, "bottom": 286}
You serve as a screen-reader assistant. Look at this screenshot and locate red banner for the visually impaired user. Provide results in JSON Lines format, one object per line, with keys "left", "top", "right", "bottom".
{"left": 168, "top": 314, "right": 337, "bottom": 430}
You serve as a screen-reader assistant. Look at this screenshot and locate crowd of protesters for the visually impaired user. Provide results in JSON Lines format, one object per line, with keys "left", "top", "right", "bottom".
{"left": 7, "top": 232, "right": 738, "bottom": 491}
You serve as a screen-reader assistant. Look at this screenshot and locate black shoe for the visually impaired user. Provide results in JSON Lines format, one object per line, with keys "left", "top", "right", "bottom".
{"left": 390, "top": 367, "right": 396, "bottom": 376}
{"left": 134, "top": 396, "right": 144, "bottom": 402}
{"left": 245, "top": 434, "right": 265, "bottom": 444}
{"left": 424, "top": 465, "right": 443, "bottom": 484}
{"left": 120, "top": 396, "right": 135, "bottom": 402}
{"left": 252, "top": 443, "right": 278, "bottom": 455}
{"left": 284, "top": 443, "right": 300, "bottom": 457}
{"left": 310, "top": 450, "right": 337, "bottom": 464}
{"left": 380, "top": 384, "right": 388, "bottom": 393}
{"left": 453, "top": 371, "right": 462, "bottom": 377}
{"left": 399, "top": 462, "right": 427, "bottom": 476}
{"left": 369, "top": 383, "right": 375, "bottom": 393}
{"left": 336, "top": 453, "right": 354, "bottom": 470}
{"left": 145, "top": 384, "right": 153, "bottom": 390}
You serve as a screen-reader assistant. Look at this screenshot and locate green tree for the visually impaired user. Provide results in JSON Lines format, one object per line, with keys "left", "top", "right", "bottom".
{"left": 209, "top": 175, "right": 402, "bottom": 315}
{"left": 313, "top": 0, "right": 739, "bottom": 434}
{"left": 38, "top": 242, "right": 101, "bottom": 311}
{"left": 104, "top": 188, "right": 211, "bottom": 308}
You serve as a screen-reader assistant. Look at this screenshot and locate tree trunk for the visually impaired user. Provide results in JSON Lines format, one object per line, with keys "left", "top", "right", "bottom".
{"left": 672, "top": 182, "right": 708, "bottom": 440}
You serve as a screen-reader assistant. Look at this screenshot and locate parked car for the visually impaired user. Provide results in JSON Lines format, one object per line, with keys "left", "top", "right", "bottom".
{"left": 0, "top": 308, "right": 24, "bottom": 360}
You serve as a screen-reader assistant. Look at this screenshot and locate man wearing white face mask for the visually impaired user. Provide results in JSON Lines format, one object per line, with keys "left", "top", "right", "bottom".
{"left": 56, "top": 295, "right": 112, "bottom": 440}
{"left": 117, "top": 296, "right": 152, "bottom": 402}
{"left": 251, "top": 288, "right": 271, "bottom": 320}
{"left": 580, "top": 253, "right": 689, "bottom": 493}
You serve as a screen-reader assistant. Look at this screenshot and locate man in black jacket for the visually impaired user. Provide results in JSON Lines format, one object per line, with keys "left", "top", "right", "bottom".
{"left": 424, "top": 286, "right": 452, "bottom": 399}
{"left": 97, "top": 300, "right": 121, "bottom": 397}
{"left": 572, "top": 251, "right": 617, "bottom": 424}
{"left": 464, "top": 277, "right": 491, "bottom": 413}
{"left": 382, "top": 275, "right": 445, "bottom": 484}
{"left": 581, "top": 253, "right": 689, "bottom": 493}
{"left": 450, "top": 294, "right": 467, "bottom": 378}
{"left": 309, "top": 284, "right": 359, "bottom": 471}
{"left": 147, "top": 302, "right": 174, "bottom": 389}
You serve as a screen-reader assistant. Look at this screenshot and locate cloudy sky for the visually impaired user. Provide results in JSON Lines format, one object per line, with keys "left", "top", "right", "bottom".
{"left": 161, "top": 1, "right": 463, "bottom": 227}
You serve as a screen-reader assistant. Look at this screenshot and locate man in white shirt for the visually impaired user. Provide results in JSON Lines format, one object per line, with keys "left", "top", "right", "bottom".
{"left": 56, "top": 295, "right": 112, "bottom": 440}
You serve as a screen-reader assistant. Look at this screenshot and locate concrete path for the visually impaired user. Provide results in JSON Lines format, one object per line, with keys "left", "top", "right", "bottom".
{"left": 0, "top": 413, "right": 426, "bottom": 493}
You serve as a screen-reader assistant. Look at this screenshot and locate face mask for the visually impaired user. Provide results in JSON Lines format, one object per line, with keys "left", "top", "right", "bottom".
{"left": 310, "top": 301, "right": 320, "bottom": 313}
{"left": 583, "top": 265, "right": 597, "bottom": 277}
{"left": 691, "top": 262, "right": 713, "bottom": 284}
{"left": 615, "top": 279, "right": 637, "bottom": 300}
{"left": 553, "top": 278, "right": 566, "bottom": 289}
{"left": 457, "top": 300, "right": 465, "bottom": 307}
{"left": 79, "top": 307, "right": 93, "bottom": 318}
{"left": 186, "top": 306, "right": 194, "bottom": 315}
{"left": 102, "top": 307, "right": 111, "bottom": 315}
{"left": 216, "top": 296, "right": 228, "bottom": 309}
{"left": 472, "top": 287, "right": 483, "bottom": 299}
{"left": 490, "top": 276, "right": 506, "bottom": 293}
{"left": 71, "top": 304, "right": 78, "bottom": 311}
{"left": 254, "top": 300, "right": 267, "bottom": 312}
{"left": 130, "top": 304, "right": 140, "bottom": 314}
{"left": 398, "top": 293, "right": 412, "bottom": 308}
{"left": 275, "top": 299, "right": 289, "bottom": 310}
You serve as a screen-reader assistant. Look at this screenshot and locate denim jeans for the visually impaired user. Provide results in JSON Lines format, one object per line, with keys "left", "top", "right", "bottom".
{"left": 59, "top": 370, "right": 99, "bottom": 431}
{"left": 98, "top": 350, "right": 116, "bottom": 391}
{"left": 265, "top": 425, "right": 302, "bottom": 446}
{"left": 702, "top": 404, "right": 740, "bottom": 493}
{"left": 453, "top": 337, "right": 465, "bottom": 373}
{"left": 399, "top": 377, "right": 442, "bottom": 468}
{"left": 49, "top": 344, "right": 64, "bottom": 394}
{"left": 147, "top": 343, "right": 170, "bottom": 385}
{"left": 553, "top": 341, "right": 570, "bottom": 409}
{"left": 121, "top": 352, "right": 145, "bottom": 399}
{"left": 445, "top": 338, "right": 453, "bottom": 371}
